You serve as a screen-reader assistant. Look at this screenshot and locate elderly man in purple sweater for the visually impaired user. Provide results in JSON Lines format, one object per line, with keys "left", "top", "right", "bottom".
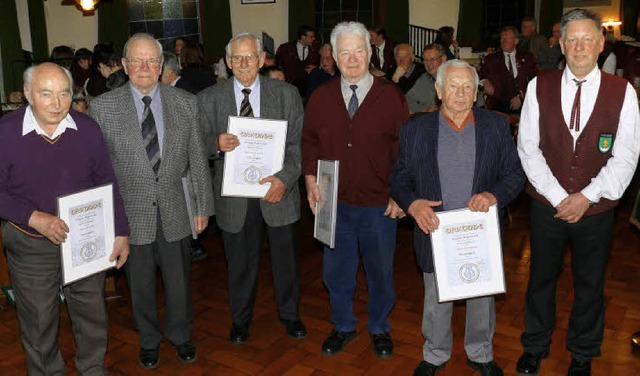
{"left": 0, "top": 62, "right": 130, "bottom": 375}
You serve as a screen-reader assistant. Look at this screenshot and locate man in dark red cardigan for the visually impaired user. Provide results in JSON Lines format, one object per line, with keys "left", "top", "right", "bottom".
{"left": 302, "top": 21, "right": 409, "bottom": 359}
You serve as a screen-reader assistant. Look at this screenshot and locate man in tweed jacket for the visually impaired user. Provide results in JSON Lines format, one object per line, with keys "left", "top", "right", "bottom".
{"left": 198, "top": 32, "right": 305, "bottom": 344}
{"left": 90, "top": 33, "right": 214, "bottom": 369}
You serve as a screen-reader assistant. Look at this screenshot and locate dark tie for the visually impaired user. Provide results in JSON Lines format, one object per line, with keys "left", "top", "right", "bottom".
{"left": 240, "top": 88, "right": 254, "bottom": 117}
{"left": 507, "top": 54, "right": 514, "bottom": 77}
{"left": 569, "top": 79, "right": 586, "bottom": 132}
{"left": 348, "top": 84, "right": 358, "bottom": 119}
{"left": 141, "top": 96, "right": 160, "bottom": 174}
{"left": 377, "top": 46, "right": 382, "bottom": 67}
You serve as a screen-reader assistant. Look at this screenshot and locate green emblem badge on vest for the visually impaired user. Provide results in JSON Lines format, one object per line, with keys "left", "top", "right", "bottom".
{"left": 598, "top": 133, "right": 613, "bottom": 154}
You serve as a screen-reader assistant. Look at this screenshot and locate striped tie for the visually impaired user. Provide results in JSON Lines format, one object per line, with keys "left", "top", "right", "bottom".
{"left": 240, "top": 88, "right": 254, "bottom": 117}
{"left": 141, "top": 96, "right": 161, "bottom": 174}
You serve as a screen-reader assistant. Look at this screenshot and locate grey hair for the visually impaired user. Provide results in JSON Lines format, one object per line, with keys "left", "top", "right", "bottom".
{"left": 225, "top": 32, "right": 263, "bottom": 57}
{"left": 394, "top": 43, "right": 414, "bottom": 57}
{"left": 560, "top": 8, "right": 601, "bottom": 38}
{"left": 319, "top": 43, "right": 332, "bottom": 54}
{"left": 162, "top": 51, "right": 181, "bottom": 74}
{"left": 330, "top": 21, "right": 371, "bottom": 57}
{"left": 123, "top": 33, "right": 164, "bottom": 59}
{"left": 435, "top": 59, "right": 479, "bottom": 87}
{"left": 423, "top": 43, "right": 445, "bottom": 55}
{"left": 23, "top": 63, "right": 74, "bottom": 104}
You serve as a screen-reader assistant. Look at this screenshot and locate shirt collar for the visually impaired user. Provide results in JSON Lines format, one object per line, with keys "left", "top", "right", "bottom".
{"left": 234, "top": 75, "right": 260, "bottom": 92}
{"left": 341, "top": 72, "right": 373, "bottom": 92}
{"left": 22, "top": 106, "right": 77, "bottom": 139}
{"left": 129, "top": 82, "right": 160, "bottom": 103}
{"left": 563, "top": 65, "right": 600, "bottom": 87}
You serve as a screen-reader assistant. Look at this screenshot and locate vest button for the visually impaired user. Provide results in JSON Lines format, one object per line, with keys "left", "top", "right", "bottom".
{"left": 347, "top": 143, "right": 352, "bottom": 148}
{"left": 568, "top": 189, "right": 574, "bottom": 193}
{"left": 570, "top": 166, "right": 576, "bottom": 170}
{"left": 569, "top": 177, "right": 574, "bottom": 182}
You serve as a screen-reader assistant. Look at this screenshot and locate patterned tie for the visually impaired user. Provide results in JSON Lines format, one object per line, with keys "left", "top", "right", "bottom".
{"left": 141, "top": 96, "right": 160, "bottom": 174}
{"left": 347, "top": 84, "right": 359, "bottom": 119}
{"left": 569, "top": 79, "right": 586, "bottom": 132}
{"left": 240, "top": 88, "right": 254, "bottom": 117}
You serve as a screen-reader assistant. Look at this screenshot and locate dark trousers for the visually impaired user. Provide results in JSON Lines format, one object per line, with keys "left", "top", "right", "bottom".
{"left": 221, "top": 199, "right": 300, "bottom": 327}
{"left": 126, "top": 215, "right": 192, "bottom": 349}
{"left": 2, "top": 222, "right": 108, "bottom": 376}
{"left": 521, "top": 200, "right": 614, "bottom": 360}
{"left": 323, "top": 203, "right": 397, "bottom": 334}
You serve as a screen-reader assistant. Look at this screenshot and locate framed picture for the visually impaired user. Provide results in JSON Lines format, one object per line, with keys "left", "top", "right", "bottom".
{"left": 430, "top": 205, "right": 506, "bottom": 302}
{"left": 241, "top": 0, "right": 276, "bottom": 4}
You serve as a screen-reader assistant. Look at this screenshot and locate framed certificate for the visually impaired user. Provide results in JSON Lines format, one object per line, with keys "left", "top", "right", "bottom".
{"left": 314, "top": 160, "right": 339, "bottom": 248}
{"left": 222, "top": 116, "right": 287, "bottom": 198}
{"left": 181, "top": 169, "right": 198, "bottom": 239}
{"left": 58, "top": 184, "right": 116, "bottom": 285}
{"left": 430, "top": 205, "right": 505, "bottom": 302}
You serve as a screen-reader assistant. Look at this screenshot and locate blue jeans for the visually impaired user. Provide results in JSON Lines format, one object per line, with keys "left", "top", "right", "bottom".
{"left": 323, "top": 203, "right": 397, "bottom": 334}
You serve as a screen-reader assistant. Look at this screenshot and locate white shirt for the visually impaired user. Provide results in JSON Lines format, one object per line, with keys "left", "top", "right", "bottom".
{"left": 22, "top": 106, "right": 77, "bottom": 140}
{"left": 233, "top": 76, "right": 261, "bottom": 117}
{"left": 517, "top": 67, "right": 640, "bottom": 207}
{"left": 377, "top": 40, "right": 386, "bottom": 68}
{"left": 296, "top": 41, "right": 308, "bottom": 61}
{"left": 504, "top": 51, "right": 517, "bottom": 78}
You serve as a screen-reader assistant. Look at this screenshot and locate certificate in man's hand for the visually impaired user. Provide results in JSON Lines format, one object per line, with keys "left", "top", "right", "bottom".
{"left": 430, "top": 205, "right": 505, "bottom": 302}
{"left": 58, "top": 184, "right": 116, "bottom": 285}
{"left": 222, "top": 116, "right": 287, "bottom": 198}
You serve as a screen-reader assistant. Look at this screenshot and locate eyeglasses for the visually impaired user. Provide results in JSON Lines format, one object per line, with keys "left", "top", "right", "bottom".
{"left": 423, "top": 54, "right": 444, "bottom": 63}
{"left": 229, "top": 54, "right": 259, "bottom": 64}
{"left": 126, "top": 57, "right": 162, "bottom": 68}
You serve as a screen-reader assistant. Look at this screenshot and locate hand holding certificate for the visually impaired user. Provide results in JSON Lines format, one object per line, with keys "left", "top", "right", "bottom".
{"left": 430, "top": 205, "right": 505, "bottom": 302}
{"left": 222, "top": 116, "right": 287, "bottom": 198}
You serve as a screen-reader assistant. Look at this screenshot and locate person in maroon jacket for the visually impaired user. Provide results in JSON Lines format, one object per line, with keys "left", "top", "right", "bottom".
{"left": 276, "top": 25, "right": 320, "bottom": 96}
{"left": 303, "top": 21, "right": 409, "bottom": 359}
{"left": 480, "top": 26, "right": 537, "bottom": 113}
{"left": 368, "top": 25, "right": 396, "bottom": 74}
{"left": 517, "top": 8, "right": 640, "bottom": 376}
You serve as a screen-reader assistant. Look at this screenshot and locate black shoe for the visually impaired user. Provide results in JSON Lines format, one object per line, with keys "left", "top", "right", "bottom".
{"left": 190, "top": 245, "right": 207, "bottom": 261}
{"left": 321, "top": 330, "right": 356, "bottom": 355}
{"left": 139, "top": 347, "right": 159, "bottom": 369}
{"left": 567, "top": 358, "right": 591, "bottom": 376}
{"left": 413, "top": 360, "right": 445, "bottom": 376}
{"left": 281, "top": 319, "right": 307, "bottom": 339}
{"left": 516, "top": 351, "right": 549, "bottom": 375}
{"left": 371, "top": 332, "right": 393, "bottom": 358}
{"left": 230, "top": 324, "right": 249, "bottom": 344}
{"left": 467, "top": 359, "right": 504, "bottom": 376}
{"left": 175, "top": 341, "right": 197, "bottom": 363}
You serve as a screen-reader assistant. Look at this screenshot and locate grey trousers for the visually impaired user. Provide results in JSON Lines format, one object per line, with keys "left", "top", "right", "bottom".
{"left": 422, "top": 272, "right": 495, "bottom": 365}
{"left": 2, "top": 222, "right": 108, "bottom": 376}
{"left": 125, "top": 215, "right": 192, "bottom": 349}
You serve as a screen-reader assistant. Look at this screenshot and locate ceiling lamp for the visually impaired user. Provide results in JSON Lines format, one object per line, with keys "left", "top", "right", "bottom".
{"left": 59, "top": 0, "right": 100, "bottom": 15}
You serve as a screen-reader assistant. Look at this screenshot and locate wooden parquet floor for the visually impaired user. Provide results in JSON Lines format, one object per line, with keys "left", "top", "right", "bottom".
{"left": 1, "top": 192, "right": 639, "bottom": 375}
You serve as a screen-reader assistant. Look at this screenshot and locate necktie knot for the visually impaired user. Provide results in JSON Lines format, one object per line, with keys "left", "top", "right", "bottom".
{"left": 242, "top": 88, "right": 251, "bottom": 96}
{"left": 350, "top": 84, "right": 358, "bottom": 93}
{"left": 142, "top": 95, "right": 152, "bottom": 107}
{"left": 573, "top": 79, "right": 586, "bottom": 87}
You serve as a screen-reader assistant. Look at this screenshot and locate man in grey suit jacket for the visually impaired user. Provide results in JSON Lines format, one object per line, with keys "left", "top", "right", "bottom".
{"left": 89, "top": 33, "right": 214, "bottom": 369}
{"left": 198, "top": 32, "right": 306, "bottom": 344}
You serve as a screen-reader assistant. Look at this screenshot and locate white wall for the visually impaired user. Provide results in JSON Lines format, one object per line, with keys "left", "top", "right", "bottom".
{"left": 229, "top": 0, "right": 289, "bottom": 49}
{"left": 409, "top": 0, "right": 460, "bottom": 34}
{"left": 44, "top": 1, "right": 98, "bottom": 53}
{"left": 563, "top": 0, "right": 622, "bottom": 37}
{"left": 15, "top": 0, "right": 32, "bottom": 52}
